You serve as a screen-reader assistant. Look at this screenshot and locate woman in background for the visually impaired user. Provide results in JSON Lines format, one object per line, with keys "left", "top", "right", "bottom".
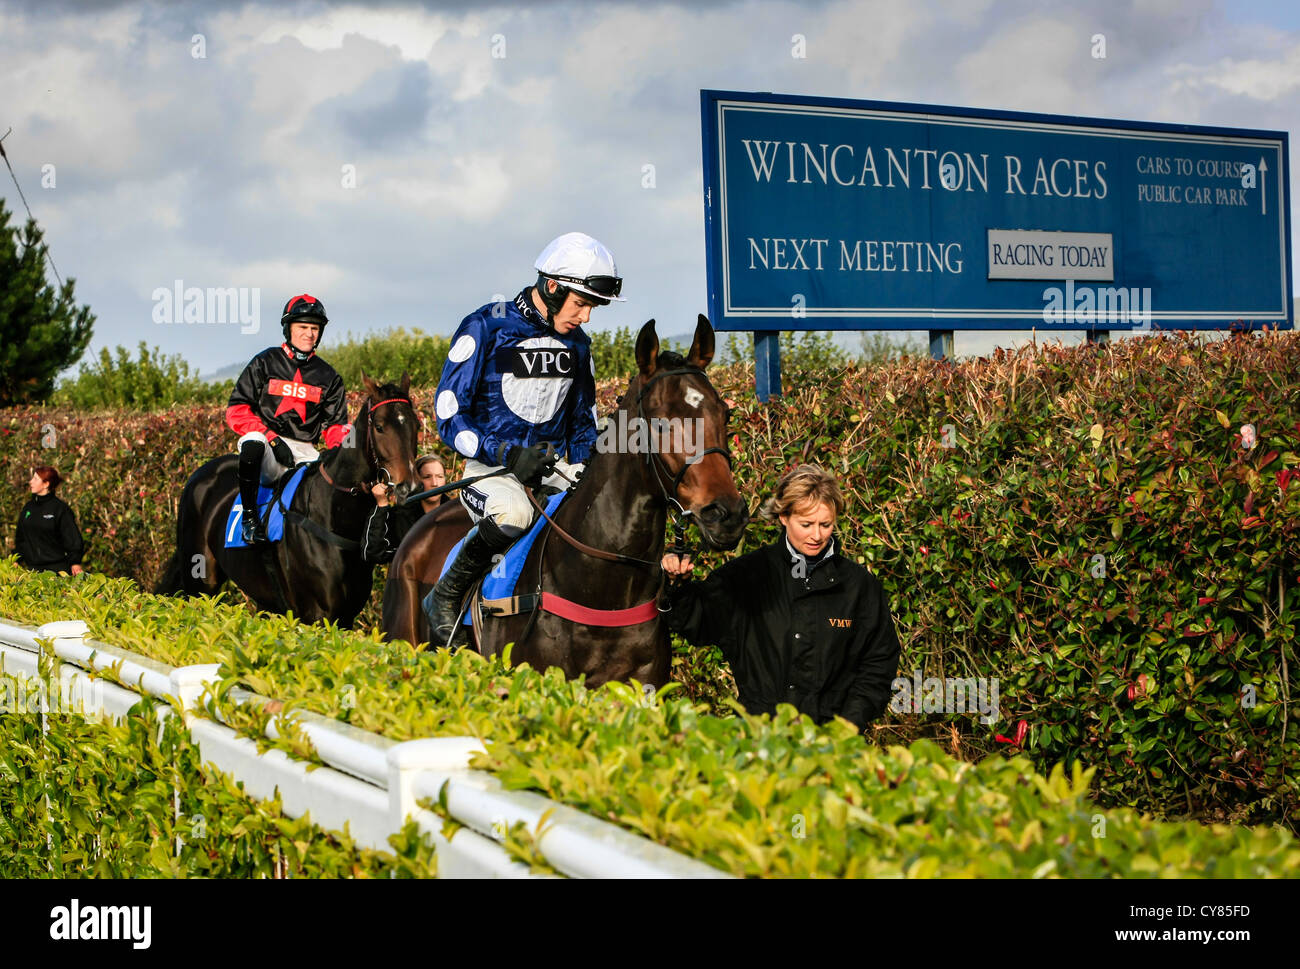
{"left": 415, "top": 454, "right": 453, "bottom": 511}
{"left": 362, "top": 454, "right": 454, "bottom": 563}
{"left": 15, "top": 466, "right": 85, "bottom": 575}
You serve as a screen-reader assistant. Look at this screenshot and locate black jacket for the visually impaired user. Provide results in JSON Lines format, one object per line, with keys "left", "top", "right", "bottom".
{"left": 666, "top": 537, "right": 901, "bottom": 730}
{"left": 15, "top": 493, "right": 84, "bottom": 572}
{"left": 361, "top": 502, "right": 423, "bottom": 564}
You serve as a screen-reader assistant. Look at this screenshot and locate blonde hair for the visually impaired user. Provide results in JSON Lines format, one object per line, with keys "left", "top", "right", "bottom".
{"left": 759, "top": 464, "right": 845, "bottom": 521}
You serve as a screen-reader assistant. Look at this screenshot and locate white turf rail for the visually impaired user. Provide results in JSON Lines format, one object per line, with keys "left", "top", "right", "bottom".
{"left": 0, "top": 617, "right": 726, "bottom": 879}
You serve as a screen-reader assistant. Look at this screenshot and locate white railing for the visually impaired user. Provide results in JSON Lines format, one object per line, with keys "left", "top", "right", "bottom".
{"left": 0, "top": 617, "right": 727, "bottom": 879}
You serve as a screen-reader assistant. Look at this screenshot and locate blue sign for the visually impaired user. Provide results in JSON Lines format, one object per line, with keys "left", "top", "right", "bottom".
{"left": 700, "top": 90, "right": 1293, "bottom": 332}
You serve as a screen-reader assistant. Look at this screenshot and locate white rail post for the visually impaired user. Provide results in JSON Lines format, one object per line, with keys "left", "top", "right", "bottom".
{"left": 166, "top": 665, "right": 222, "bottom": 856}
{"left": 168, "top": 664, "right": 222, "bottom": 722}
{"left": 386, "top": 737, "right": 487, "bottom": 832}
{"left": 34, "top": 621, "right": 89, "bottom": 870}
{"left": 35, "top": 620, "right": 90, "bottom": 645}
{"left": 36, "top": 620, "right": 89, "bottom": 713}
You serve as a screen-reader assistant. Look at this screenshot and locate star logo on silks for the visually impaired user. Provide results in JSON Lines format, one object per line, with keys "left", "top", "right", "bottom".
{"left": 268, "top": 370, "right": 323, "bottom": 423}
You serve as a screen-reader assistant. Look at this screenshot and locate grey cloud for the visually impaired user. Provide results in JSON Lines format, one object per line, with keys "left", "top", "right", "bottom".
{"left": 311, "top": 58, "right": 437, "bottom": 151}
{"left": 12, "top": 0, "right": 756, "bottom": 15}
{"left": 1, "top": 0, "right": 1295, "bottom": 380}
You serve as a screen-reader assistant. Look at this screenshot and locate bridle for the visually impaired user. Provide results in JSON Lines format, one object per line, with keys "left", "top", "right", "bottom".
{"left": 319, "top": 394, "right": 418, "bottom": 495}
{"left": 526, "top": 366, "right": 733, "bottom": 571}
{"left": 634, "top": 366, "right": 733, "bottom": 519}
{"left": 500, "top": 365, "right": 734, "bottom": 639}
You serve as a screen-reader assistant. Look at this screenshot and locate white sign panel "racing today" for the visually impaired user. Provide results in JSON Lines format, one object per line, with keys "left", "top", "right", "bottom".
{"left": 987, "top": 229, "right": 1115, "bottom": 281}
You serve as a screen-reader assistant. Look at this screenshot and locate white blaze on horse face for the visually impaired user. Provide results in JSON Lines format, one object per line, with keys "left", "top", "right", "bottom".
{"left": 683, "top": 387, "right": 704, "bottom": 409}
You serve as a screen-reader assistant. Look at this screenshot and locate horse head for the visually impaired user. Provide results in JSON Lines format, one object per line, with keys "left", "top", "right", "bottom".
{"left": 631, "top": 315, "right": 748, "bottom": 550}
{"left": 359, "top": 371, "right": 420, "bottom": 504}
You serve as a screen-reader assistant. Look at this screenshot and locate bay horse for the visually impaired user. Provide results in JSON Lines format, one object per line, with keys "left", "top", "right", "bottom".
{"left": 156, "top": 374, "right": 420, "bottom": 627}
{"left": 381, "top": 316, "right": 748, "bottom": 686}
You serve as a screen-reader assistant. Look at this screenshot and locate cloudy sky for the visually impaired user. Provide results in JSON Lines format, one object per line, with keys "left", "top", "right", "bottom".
{"left": 2, "top": 0, "right": 1297, "bottom": 377}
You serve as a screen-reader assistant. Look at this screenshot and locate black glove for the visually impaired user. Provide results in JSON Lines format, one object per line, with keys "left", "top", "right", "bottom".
{"left": 498, "top": 442, "right": 558, "bottom": 487}
{"left": 270, "top": 437, "right": 295, "bottom": 468}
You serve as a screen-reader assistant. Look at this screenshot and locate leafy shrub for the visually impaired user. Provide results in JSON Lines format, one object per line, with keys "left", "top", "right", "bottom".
{"left": 325, "top": 327, "right": 451, "bottom": 388}
{"left": 1, "top": 562, "right": 1296, "bottom": 877}
{"left": 858, "top": 330, "right": 927, "bottom": 365}
{"left": 588, "top": 325, "right": 685, "bottom": 381}
{"left": 51, "top": 342, "right": 228, "bottom": 410}
{"left": 0, "top": 673, "right": 437, "bottom": 877}
{"left": 2, "top": 330, "right": 1297, "bottom": 826}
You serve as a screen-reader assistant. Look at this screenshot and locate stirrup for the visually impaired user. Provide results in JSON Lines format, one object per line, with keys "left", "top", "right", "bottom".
{"left": 445, "top": 620, "right": 470, "bottom": 651}
{"left": 241, "top": 516, "right": 268, "bottom": 545}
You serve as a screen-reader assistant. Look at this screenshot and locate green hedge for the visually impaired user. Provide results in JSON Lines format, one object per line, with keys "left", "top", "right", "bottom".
{"left": 0, "top": 669, "right": 436, "bottom": 877}
{"left": 711, "top": 331, "right": 1300, "bottom": 826}
{"left": 3, "top": 329, "right": 1298, "bottom": 826}
{"left": 1, "top": 563, "right": 1297, "bottom": 877}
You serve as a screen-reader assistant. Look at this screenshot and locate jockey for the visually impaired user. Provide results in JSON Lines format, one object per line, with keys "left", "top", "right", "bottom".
{"left": 226, "top": 294, "right": 351, "bottom": 544}
{"left": 424, "top": 231, "right": 622, "bottom": 648}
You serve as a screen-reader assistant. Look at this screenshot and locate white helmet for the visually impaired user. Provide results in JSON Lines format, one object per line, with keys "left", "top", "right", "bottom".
{"left": 534, "top": 232, "right": 625, "bottom": 306}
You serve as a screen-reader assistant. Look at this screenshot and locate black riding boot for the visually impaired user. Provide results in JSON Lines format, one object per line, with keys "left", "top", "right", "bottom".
{"left": 238, "top": 440, "right": 269, "bottom": 545}
{"left": 425, "top": 518, "right": 515, "bottom": 650}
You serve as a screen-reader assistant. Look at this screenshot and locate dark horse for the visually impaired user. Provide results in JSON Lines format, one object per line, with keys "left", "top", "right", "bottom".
{"left": 157, "top": 374, "right": 420, "bottom": 627}
{"left": 382, "top": 316, "right": 748, "bottom": 686}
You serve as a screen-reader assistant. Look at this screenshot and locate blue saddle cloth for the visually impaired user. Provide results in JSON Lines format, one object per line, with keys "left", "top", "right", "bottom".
{"left": 224, "top": 466, "right": 308, "bottom": 549}
{"left": 439, "top": 489, "right": 567, "bottom": 625}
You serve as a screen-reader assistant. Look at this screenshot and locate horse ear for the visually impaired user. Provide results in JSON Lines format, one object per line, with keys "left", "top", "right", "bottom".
{"left": 360, "top": 371, "right": 379, "bottom": 397}
{"left": 687, "top": 314, "right": 715, "bottom": 370}
{"left": 400, "top": 371, "right": 410, "bottom": 395}
{"left": 636, "top": 319, "right": 659, "bottom": 377}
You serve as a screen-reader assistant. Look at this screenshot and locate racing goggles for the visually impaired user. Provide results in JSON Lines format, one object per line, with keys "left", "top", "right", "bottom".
{"left": 543, "top": 272, "right": 623, "bottom": 299}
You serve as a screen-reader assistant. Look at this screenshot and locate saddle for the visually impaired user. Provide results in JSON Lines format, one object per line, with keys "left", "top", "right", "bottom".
{"left": 224, "top": 466, "right": 308, "bottom": 549}
{"left": 437, "top": 488, "right": 567, "bottom": 628}
{"left": 437, "top": 484, "right": 661, "bottom": 646}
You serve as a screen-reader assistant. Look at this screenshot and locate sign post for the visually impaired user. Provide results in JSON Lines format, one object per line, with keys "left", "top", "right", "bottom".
{"left": 700, "top": 90, "right": 1292, "bottom": 398}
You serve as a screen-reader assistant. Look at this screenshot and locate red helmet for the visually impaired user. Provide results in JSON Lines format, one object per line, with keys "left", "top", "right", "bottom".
{"left": 281, "top": 294, "right": 329, "bottom": 343}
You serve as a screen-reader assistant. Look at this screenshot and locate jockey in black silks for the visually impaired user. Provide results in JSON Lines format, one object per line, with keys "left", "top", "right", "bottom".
{"left": 424, "top": 231, "right": 624, "bottom": 649}
{"left": 225, "top": 294, "right": 351, "bottom": 545}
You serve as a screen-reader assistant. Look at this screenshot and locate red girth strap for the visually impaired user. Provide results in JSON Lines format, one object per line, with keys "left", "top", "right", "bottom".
{"left": 540, "top": 592, "right": 659, "bottom": 627}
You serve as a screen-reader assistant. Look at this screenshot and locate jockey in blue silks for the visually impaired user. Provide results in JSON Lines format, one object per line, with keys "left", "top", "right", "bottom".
{"left": 425, "top": 232, "right": 624, "bottom": 648}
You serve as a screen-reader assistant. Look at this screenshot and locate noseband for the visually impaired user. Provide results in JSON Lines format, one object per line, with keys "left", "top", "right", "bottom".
{"left": 634, "top": 367, "right": 733, "bottom": 516}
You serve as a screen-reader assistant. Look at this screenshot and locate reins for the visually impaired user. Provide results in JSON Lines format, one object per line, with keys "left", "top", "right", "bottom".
{"left": 463, "top": 365, "right": 735, "bottom": 641}
{"left": 524, "top": 488, "right": 660, "bottom": 568}
{"left": 635, "top": 367, "right": 733, "bottom": 518}
{"left": 285, "top": 391, "right": 416, "bottom": 549}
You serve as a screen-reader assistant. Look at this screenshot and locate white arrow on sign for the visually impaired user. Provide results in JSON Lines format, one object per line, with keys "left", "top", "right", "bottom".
{"left": 1259, "top": 156, "right": 1268, "bottom": 215}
